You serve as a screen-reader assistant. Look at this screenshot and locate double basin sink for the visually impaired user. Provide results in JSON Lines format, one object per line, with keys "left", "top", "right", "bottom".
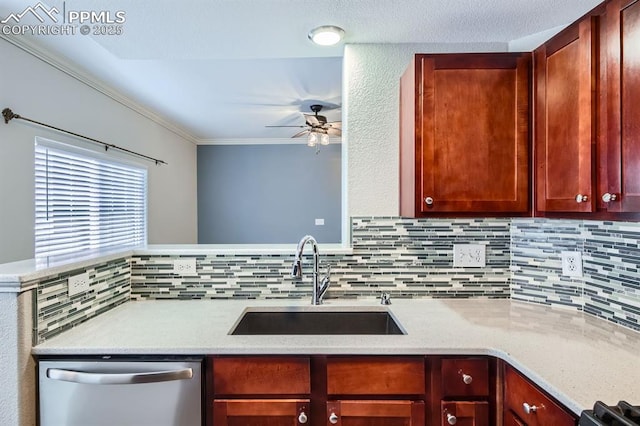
{"left": 230, "top": 307, "right": 406, "bottom": 335}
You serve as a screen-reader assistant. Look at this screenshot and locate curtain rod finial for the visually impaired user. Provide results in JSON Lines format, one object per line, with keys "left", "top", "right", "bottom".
{"left": 2, "top": 108, "right": 18, "bottom": 124}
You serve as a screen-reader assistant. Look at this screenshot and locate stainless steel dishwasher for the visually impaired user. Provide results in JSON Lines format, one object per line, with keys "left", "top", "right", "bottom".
{"left": 38, "top": 357, "right": 202, "bottom": 426}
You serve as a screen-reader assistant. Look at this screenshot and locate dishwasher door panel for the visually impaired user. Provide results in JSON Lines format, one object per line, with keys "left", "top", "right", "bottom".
{"left": 39, "top": 360, "right": 202, "bottom": 426}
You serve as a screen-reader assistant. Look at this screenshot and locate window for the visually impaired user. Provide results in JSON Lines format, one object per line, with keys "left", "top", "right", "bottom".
{"left": 35, "top": 138, "right": 147, "bottom": 259}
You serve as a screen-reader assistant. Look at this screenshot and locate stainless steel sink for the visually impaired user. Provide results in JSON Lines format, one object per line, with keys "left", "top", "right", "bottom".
{"left": 229, "top": 308, "right": 406, "bottom": 335}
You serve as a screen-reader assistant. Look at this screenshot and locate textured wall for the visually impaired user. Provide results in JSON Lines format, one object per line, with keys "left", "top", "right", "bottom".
{"left": 197, "top": 144, "right": 341, "bottom": 244}
{"left": 0, "top": 293, "right": 20, "bottom": 426}
{"left": 342, "top": 42, "right": 507, "bottom": 218}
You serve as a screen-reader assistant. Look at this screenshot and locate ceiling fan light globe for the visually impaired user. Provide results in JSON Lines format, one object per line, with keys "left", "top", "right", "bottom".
{"left": 308, "top": 26, "right": 345, "bottom": 46}
{"left": 320, "top": 133, "right": 330, "bottom": 145}
{"left": 307, "top": 132, "right": 318, "bottom": 147}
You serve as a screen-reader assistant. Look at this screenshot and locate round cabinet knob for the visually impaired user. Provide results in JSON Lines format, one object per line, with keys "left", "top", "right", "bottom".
{"left": 329, "top": 413, "right": 339, "bottom": 424}
{"left": 462, "top": 373, "right": 473, "bottom": 385}
{"left": 523, "top": 402, "right": 538, "bottom": 415}
{"left": 298, "top": 412, "right": 308, "bottom": 424}
{"left": 575, "top": 194, "right": 588, "bottom": 203}
{"left": 425, "top": 197, "right": 434, "bottom": 205}
{"left": 602, "top": 193, "right": 618, "bottom": 203}
{"left": 446, "top": 413, "right": 458, "bottom": 425}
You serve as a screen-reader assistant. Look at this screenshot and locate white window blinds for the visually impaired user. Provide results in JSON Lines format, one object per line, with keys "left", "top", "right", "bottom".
{"left": 35, "top": 140, "right": 147, "bottom": 259}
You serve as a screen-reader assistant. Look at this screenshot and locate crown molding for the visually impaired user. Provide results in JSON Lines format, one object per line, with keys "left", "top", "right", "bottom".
{"left": 1, "top": 34, "right": 199, "bottom": 145}
{"left": 198, "top": 137, "right": 343, "bottom": 145}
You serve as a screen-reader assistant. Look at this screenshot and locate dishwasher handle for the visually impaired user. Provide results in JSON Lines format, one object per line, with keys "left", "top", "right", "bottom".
{"left": 46, "top": 367, "right": 193, "bottom": 385}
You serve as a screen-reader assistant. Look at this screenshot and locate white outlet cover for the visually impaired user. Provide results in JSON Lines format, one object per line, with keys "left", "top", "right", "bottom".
{"left": 561, "top": 251, "right": 583, "bottom": 277}
{"left": 173, "top": 258, "right": 197, "bottom": 275}
{"left": 453, "top": 244, "right": 486, "bottom": 268}
{"left": 68, "top": 272, "right": 90, "bottom": 297}
{"left": 315, "top": 218, "right": 325, "bottom": 226}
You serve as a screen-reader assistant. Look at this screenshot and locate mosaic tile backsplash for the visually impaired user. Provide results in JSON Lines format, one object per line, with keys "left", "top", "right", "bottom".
{"left": 512, "top": 219, "right": 640, "bottom": 331}
{"left": 35, "top": 257, "right": 130, "bottom": 343}
{"left": 130, "top": 218, "right": 512, "bottom": 301}
{"left": 31, "top": 217, "right": 640, "bottom": 343}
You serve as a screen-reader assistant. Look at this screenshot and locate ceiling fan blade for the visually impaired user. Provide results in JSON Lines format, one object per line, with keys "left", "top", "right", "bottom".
{"left": 326, "top": 121, "right": 342, "bottom": 129}
{"left": 304, "top": 114, "right": 320, "bottom": 127}
{"left": 327, "top": 128, "right": 342, "bottom": 136}
{"left": 291, "top": 129, "right": 310, "bottom": 138}
{"left": 265, "top": 125, "right": 306, "bottom": 128}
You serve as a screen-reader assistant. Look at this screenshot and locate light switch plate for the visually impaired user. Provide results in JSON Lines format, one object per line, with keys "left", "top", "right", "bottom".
{"left": 173, "top": 258, "right": 197, "bottom": 275}
{"left": 68, "top": 272, "right": 90, "bottom": 297}
{"left": 561, "top": 251, "right": 583, "bottom": 277}
{"left": 453, "top": 244, "right": 486, "bottom": 267}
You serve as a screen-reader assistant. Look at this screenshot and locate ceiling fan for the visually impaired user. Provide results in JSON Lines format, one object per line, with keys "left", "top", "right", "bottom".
{"left": 266, "top": 104, "right": 342, "bottom": 149}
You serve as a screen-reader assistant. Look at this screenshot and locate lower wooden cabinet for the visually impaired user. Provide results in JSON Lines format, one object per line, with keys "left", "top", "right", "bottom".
{"left": 208, "top": 356, "right": 578, "bottom": 426}
{"left": 326, "top": 400, "right": 424, "bottom": 426}
{"left": 441, "top": 401, "right": 488, "bottom": 426}
{"left": 504, "top": 409, "right": 527, "bottom": 426}
{"left": 213, "top": 399, "right": 310, "bottom": 426}
{"left": 504, "top": 365, "right": 577, "bottom": 426}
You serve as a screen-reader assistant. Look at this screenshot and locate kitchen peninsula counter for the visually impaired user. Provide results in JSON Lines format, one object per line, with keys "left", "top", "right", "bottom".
{"left": 32, "top": 298, "right": 640, "bottom": 415}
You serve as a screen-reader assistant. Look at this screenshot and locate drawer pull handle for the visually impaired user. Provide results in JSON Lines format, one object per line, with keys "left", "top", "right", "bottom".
{"left": 298, "top": 412, "right": 308, "bottom": 424}
{"left": 425, "top": 196, "right": 434, "bottom": 205}
{"left": 575, "top": 194, "right": 588, "bottom": 203}
{"left": 523, "top": 402, "right": 538, "bottom": 414}
{"left": 462, "top": 373, "right": 473, "bottom": 385}
{"left": 446, "top": 413, "right": 457, "bottom": 425}
{"left": 329, "top": 412, "right": 339, "bottom": 424}
{"left": 602, "top": 193, "right": 618, "bottom": 203}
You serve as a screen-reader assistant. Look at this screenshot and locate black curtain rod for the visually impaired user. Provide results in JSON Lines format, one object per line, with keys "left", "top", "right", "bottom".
{"left": 2, "top": 108, "right": 167, "bottom": 165}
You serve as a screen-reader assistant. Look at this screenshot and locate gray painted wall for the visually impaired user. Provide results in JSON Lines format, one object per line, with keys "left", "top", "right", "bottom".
{"left": 197, "top": 144, "right": 341, "bottom": 243}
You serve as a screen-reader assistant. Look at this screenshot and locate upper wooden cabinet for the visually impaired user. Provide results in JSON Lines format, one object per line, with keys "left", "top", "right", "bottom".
{"left": 534, "top": 15, "right": 598, "bottom": 213}
{"left": 601, "top": 0, "right": 640, "bottom": 212}
{"left": 400, "top": 53, "right": 531, "bottom": 216}
{"left": 535, "top": 0, "right": 640, "bottom": 216}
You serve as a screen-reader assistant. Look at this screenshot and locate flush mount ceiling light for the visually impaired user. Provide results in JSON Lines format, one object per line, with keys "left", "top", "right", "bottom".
{"left": 308, "top": 25, "right": 345, "bottom": 46}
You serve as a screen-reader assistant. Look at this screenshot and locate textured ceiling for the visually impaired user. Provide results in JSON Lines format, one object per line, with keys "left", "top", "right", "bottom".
{"left": 0, "top": 0, "right": 602, "bottom": 141}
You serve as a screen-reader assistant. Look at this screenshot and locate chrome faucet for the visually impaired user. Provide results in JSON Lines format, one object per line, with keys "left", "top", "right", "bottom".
{"left": 291, "top": 235, "right": 331, "bottom": 305}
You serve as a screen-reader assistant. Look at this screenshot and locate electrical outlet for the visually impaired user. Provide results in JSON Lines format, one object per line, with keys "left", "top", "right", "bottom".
{"left": 173, "top": 258, "right": 197, "bottom": 275}
{"left": 453, "top": 244, "right": 486, "bottom": 267}
{"left": 68, "top": 272, "right": 90, "bottom": 297}
{"left": 561, "top": 251, "right": 583, "bottom": 277}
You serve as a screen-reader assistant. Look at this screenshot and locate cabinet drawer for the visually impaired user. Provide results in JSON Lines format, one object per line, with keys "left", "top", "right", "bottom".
{"left": 504, "top": 366, "right": 576, "bottom": 426}
{"left": 213, "top": 399, "right": 309, "bottom": 425}
{"left": 213, "top": 356, "right": 310, "bottom": 395}
{"left": 441, "top": 401, "right": 489, "bottom": 426}
{"left": 327, "top": 357, "right": 425, "bottom": 395}
{"left": 441, "top": 358, "right": 489, "bottom": 397}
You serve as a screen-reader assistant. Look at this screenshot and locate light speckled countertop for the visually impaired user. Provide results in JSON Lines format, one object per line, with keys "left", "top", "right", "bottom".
{"left": 33, "top": 298, "right": 640, "bottom": 415}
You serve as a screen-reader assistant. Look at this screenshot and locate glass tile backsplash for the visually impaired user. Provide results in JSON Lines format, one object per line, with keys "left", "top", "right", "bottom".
{"left": 31, "top": 217, "right": 640, "bottom": 343}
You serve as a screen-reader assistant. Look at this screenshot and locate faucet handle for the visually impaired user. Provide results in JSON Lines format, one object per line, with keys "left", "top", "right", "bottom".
{"left": 380, "top": 292, "right": 392, "bottom": 305}
{"left": 322, "top": 263, "right": 332, "bottom": 275}
{"left": 291, "top": 259, "right": 302, "bottom": 278}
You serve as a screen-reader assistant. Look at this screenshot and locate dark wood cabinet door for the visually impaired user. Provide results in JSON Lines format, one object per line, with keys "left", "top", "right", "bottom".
{"left": 535, "top": 17, "right": 597, "bottom": 212}
{"left": 504, "top": 409, "right": 527, "bottom": 426}
{"left": 602, "top": 0, "right": 640, "bottom": 212}
{"left": 441, "top": 401, "right": 489, "bottom": 426}
{"left": 213, "top": 399, "right": 310, "bottom": 426}
{"left": 400, "top": 53, "right": 530, "bottom": 215}
{"left": 326, "top": 400, "right": 425, "bottom": 426}
{"left": 504, "top": 365, "right": 577, "bottom": 426}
